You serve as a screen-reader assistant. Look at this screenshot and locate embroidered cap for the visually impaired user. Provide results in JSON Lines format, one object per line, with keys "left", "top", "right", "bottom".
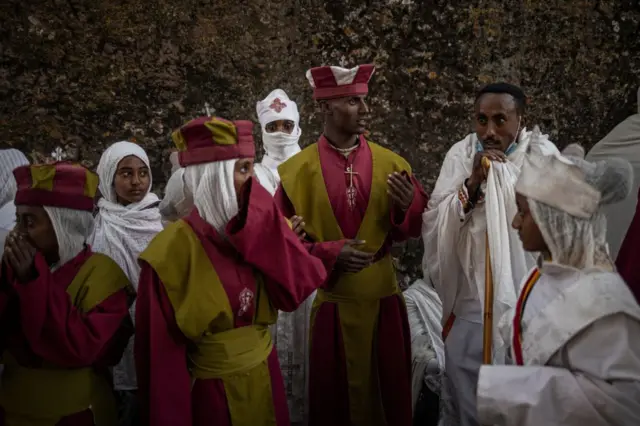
{"left": 305, "top": 64, "right": 375, "bottom": 100}
{"left": 171, "top": 116, "right": 255, "bottom": 167}
{"left": 13, "top": 162, "right": 99, "bottom": 212}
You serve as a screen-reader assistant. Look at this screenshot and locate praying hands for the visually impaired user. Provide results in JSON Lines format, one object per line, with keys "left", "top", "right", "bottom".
{"left": 3, "top": 231, "right": 37, "bottom": 283}
{"left": 387, "top": 171, "right": 414, "bottom": 211}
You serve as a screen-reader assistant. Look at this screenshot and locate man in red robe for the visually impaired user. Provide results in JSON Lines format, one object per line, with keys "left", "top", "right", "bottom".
{"left": 617, "top": 186, "right": 640, "bottom": 302}
{"left": 135, "top": 116, "right": 328, "bottom": 426}
{"left": 275, "top": 64, "right": 428, "bottom": 426}
{"left": 0, "top": 162, "right": 133, "bottom": 425}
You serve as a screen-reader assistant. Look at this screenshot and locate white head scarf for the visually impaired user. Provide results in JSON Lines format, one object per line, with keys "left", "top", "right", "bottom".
{"left": 256, "top": 89, "right": 302, "bottom": 164}
{"left": 519, "top": 152, "right": 633, "bottom": 269}
{"left": 44, "top": 206, "right": 94, "bottom": 269}
{"left": 159, "top": 167, "right": 194, "bottom": 225}
{"left": 0, "top": 149, "right": 30, "bottom": 231}
{"left": 89, "top": 141, "right": 163, "bottom": 287}
{"left": 184, "top": 160, "right": 238, "bottom": 234}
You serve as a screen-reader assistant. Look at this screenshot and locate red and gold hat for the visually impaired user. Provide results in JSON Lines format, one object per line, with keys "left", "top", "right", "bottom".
{"left": 171, "top": 116, "right": 255, "bottom": 167}
{"left": 305, "top": 64, "right": 375, "bottom": 100}
{"left": 13, "top": 162, "right": 99, "bottom": 212}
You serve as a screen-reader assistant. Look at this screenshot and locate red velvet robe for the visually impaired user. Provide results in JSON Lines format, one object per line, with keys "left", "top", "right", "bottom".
{"left": 0, "top": 247, "right": 132, "bottom": 426}
{"left": 617, "top": 186, "right": 640, "bottom": 303}
{"left": 274, "top": 135, "right": 428, "bottom": 426}
{"left": 135, "top": 178, "right": 327, "bottom": 426}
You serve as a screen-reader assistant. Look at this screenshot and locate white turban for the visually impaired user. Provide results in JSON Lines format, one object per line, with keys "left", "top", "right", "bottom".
{"left": 256, "top": 89, "right": 302, "bottom": 163}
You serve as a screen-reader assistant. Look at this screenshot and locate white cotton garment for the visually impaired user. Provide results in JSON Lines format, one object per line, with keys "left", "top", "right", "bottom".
{"left": 0, "top": 149, "right": 30, "bottom": 254}
{"left": 478, "top": 265, "right": 640, "bottom": 426}
{"left": 184, "top": 160, "right": 238, "bottom": 233}
{"left": 585, "top": 86, "right": 640, "bottom": 257}
{"left": 403, "top": 277, "right": 445, "bottom": 416}
{"left": 88, "top": 141, "right": 163, "bottom": 391}
{"left": 422, "top": 127, "right": 559, "bottom": 426}
{"left": 254, "top": 89, "right": 302, "bottom": 195}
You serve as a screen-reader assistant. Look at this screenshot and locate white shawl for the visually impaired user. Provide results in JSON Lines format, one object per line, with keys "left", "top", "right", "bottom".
{"left": 89, "top": 142, "right": 162, "bottom": 289}
{"left": 422, "top": 127, "right": 559, "bottom": 363}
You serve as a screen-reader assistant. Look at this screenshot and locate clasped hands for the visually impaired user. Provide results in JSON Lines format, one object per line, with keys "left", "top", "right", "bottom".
{"left": 3, "top": 231, "right": 37, "bottom": 283}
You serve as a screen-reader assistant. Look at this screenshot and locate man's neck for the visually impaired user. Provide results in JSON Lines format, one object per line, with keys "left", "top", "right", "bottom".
{"left": 323, "top": 128, "right": 359, "bottom": 150}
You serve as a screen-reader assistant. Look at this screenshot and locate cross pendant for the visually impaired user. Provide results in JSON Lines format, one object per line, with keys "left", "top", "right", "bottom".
{"left": 345, "top": 165, "right": 359, "bottom": 210}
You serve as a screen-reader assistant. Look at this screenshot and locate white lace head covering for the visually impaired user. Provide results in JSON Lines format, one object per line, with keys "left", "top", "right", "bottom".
{"left": 184, "top": 160, "right": 238, "bottom": 234}
{"left": 517, "top": 151, "right": 633, "bottom": 268}
{"left": 44, "top": 206, "right": 94, "bottom": 269}
{"left": 256, "top": 89, "right": 302, "bottom": 162}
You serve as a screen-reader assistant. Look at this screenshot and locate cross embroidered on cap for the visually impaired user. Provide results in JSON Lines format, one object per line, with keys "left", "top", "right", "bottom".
{"left": 305, "top": 64, "right": 375, "bottom": 100}
{"left": 13, "top": 162, "right": 99, "bottom": 212}
{"left": 171, "top": 116, "right": 255, "bottom": 167}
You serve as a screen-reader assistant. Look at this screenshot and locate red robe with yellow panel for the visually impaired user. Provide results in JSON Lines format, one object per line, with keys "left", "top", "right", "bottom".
{"left": 134, "top": 117, "right": 327, "bottom": 426}
{"left": 0, "top": 163, "right": 133, "bottom": 426}
{"left": 275, "top": 135, "right": 428, "bottom": 426}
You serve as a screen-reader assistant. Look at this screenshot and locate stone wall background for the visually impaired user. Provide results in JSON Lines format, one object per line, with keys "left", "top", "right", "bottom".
{"left": 1, "top": 0, "right": 639, "bottom": 284}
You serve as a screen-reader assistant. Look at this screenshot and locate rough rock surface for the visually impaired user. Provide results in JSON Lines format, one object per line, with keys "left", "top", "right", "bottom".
{"left": 1, "top": 0, "right": 639, "bottom": 285}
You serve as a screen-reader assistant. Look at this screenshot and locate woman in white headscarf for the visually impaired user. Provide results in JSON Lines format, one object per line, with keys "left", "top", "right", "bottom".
{"left": 0, "top": 149, "right": 29, "bottom": 253}
{"left": 477, "top": 152, "right": 640, "bottom": 426}
{"left": 89, "top": 141, "right": 163, "bottom": 426}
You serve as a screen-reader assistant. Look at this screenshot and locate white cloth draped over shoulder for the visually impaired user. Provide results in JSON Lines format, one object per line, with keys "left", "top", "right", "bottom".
{"left": 585, "top": 87, "right": 640, "bottom": 257}
{"left": 403, "top": 276, "right": 445, "bottom": 417}
{"left": 254, "top": 89, "right": 302, "bottom": 195}
{"left": 88, "top": 141, "right": 163, "bottom": 391}
{"left": 478, "top": 264, "right": 640, "bottom": 426}
{"left": 422, "top": 127, "right": 559, "bottom": 363}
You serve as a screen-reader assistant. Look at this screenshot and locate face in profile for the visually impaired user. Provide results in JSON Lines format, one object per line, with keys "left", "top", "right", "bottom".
{"left": 14, "top": 204, "right": 59, "bottom": 265}
{"left": 475, "top": 93, "right": 522, "bottom": 152}
{"left": 265, "top": 120, "right": 295, "bottom": 134}
{"left": 113, "top": 155, "right": 151, "bottom": 205}
{"left": 512, "top": 193, "right": 548, "bottom": 253}
{"left": 325, "top": 95, "right": 370, "bottom": 135}
{"left": 233, "top": 158, "right": 255, "bottom": 201}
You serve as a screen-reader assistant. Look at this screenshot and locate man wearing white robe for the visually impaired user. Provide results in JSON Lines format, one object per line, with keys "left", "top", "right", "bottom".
{"left": 477, "top": 149, "right": 640, "bottom": 426}
{"left": 422, "top": 83, "right": 558, "bottom": 425}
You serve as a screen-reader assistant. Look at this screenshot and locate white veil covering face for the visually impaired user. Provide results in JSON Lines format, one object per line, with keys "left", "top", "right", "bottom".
{"left": 183, "top": 159, "right": 239, "bottom": 233}
{"left": 44, "top": 206, "right": 94, "bottom": 270}
{"left": 254, "top": 89, "right": 302, "bottom": 195}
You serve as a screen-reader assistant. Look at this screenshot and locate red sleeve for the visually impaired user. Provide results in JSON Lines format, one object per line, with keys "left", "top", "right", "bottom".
{"left": 227, "top": 178, "right": 328, "bottom": 312}
{"left": 273, "top": 181, "right": 346, "bottom": 275}
{"left": 135, "top": 263, "right": 192, "bottom": 426}
{"left": 12, "top": 254, "right": 130, "bottom": 368}
{"left": 273, "top": 184, "right": 296, "bottom": 218}
{"left": 390, "top": 175, "right": 428, "bottom": 240}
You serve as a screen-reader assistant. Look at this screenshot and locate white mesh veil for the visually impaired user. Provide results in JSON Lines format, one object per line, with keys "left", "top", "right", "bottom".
{"left": 183, "top": 160, "right": 238, "bottom": 233}
{"left": 43, "top": 206, "right": 94, "bottom": 269}
{"left": 527, "top": 156, "right": 633, "bottom": 269}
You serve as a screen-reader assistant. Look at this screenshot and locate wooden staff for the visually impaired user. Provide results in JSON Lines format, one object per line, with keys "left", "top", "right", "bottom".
{"left": 481, "top": 156, "right": 494, "bottom": 364}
